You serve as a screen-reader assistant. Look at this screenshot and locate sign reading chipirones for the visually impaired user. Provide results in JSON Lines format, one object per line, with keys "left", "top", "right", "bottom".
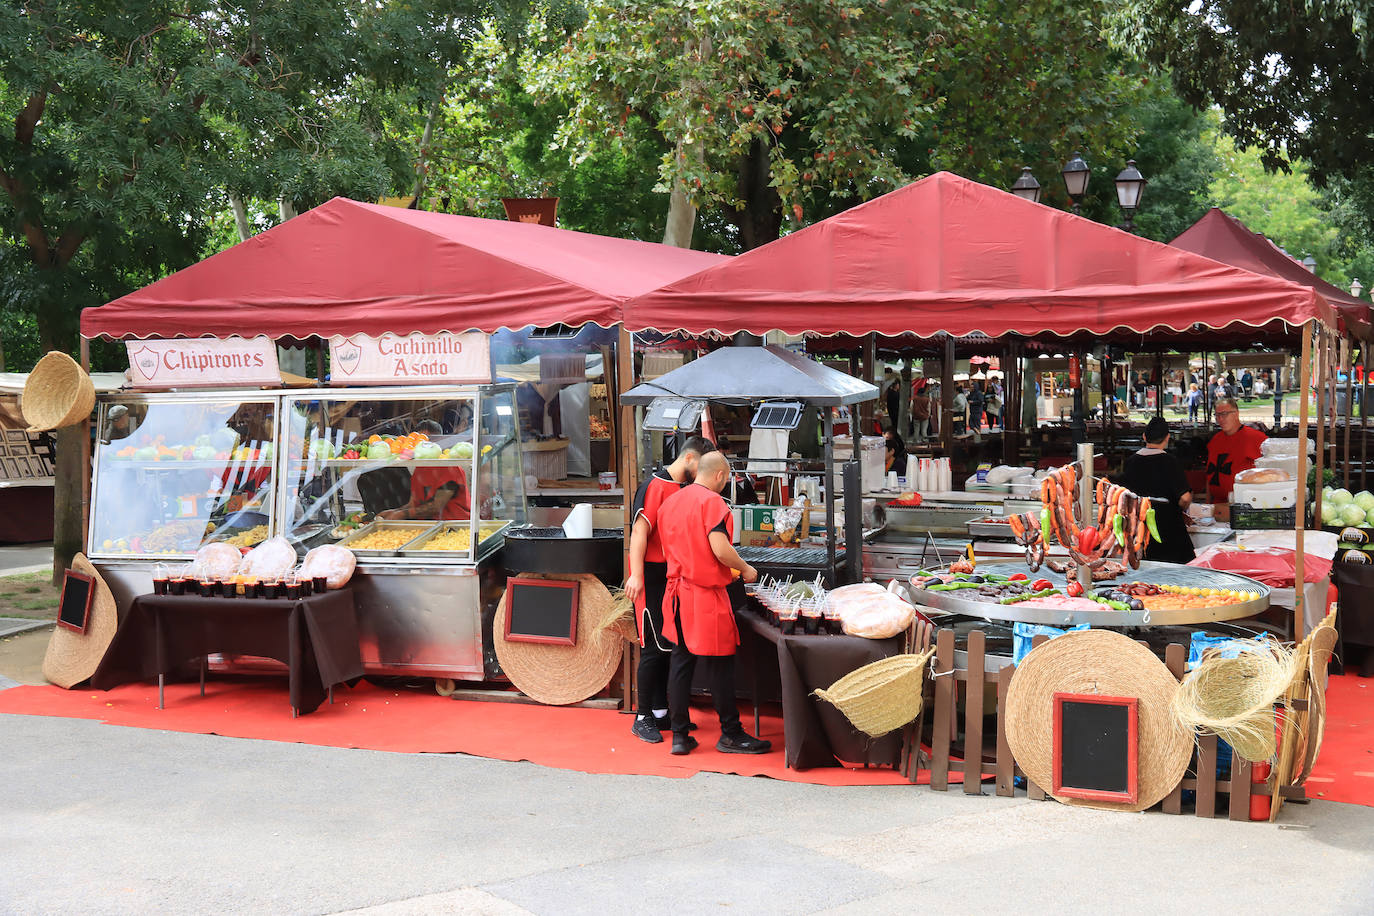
{"left": 328, "top": 332, "right": 492, "bottom": 385}
{"left": 126, "top": 337, "right": 281, "bottom": 388}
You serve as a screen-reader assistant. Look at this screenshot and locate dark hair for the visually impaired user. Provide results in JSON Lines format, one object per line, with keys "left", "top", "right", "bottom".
{"left": 681, "top": 435, "right": 717, "bottom": 457}
{"left": 417, "top": 419, "right": 444, "bottom": 435}
{"left": 1144, "top": 416, "right": 1170, "bottom": 444}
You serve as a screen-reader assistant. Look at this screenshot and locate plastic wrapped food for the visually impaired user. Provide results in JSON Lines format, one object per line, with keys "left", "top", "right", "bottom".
{"left": 1260, "top": 438, "right": 1315, "bottom": 457}
{"left": 190, "top": 542, "right": 243, "bottom": 580}
{"left": 301, "top": 544, "right": 356, "bottom": 589}
{"left": 985, "top": 465, "right": 1033, "bottom": 485}
{"left": 827, "top": 583, "right": 916, "bottom": 640}
{"left": 1235, "top": 467, "right": 1292, "bottom": 484}
{"left": 240, "top": 536, "right": 297, "bottom": 580}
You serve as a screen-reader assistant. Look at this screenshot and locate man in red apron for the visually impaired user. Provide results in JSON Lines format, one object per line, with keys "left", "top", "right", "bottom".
{"left": 624, "top": 436, "right": 716, "bottom": 743}
{"left": 660, "top": 451, "right": 771, "bottom": 756}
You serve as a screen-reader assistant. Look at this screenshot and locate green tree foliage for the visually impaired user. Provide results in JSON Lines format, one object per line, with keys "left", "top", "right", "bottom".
{"left": 537, "top": 0, "right": 970, "bottom": 250}
{"left": 1113, "top": 0, "right": 1373, "bottom": 183}
{"left": 0, "top": 2, "right": 520, "bottom": 361}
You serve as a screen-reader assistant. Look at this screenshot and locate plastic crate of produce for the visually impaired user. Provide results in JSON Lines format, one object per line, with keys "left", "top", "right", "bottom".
{"left": 1229, "top": 504, "right": 1297, "bottom": 530}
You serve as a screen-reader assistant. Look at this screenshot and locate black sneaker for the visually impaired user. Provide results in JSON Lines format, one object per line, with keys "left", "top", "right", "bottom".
{"left": 717, "top": 732, "right": 771, "bottom": 754}
{"left": 631, "top": 716, "right": 663, "bottom": 744}
{"left": 670, "top": 733, "right": 699, "bottom": 756}
{"left": 655, "top": 715, "right": 697, "bottom": 733}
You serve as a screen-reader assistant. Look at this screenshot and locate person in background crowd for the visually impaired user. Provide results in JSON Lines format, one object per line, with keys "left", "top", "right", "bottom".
{"left": 1113, "top": 417, "right": 1196, "bottom": 564}
{"left": 1185, "top": 383, "right": 1203, "bottom": 423}
{"left": 952, "top": 384, "right": 969, "bottom": 435}
{"left": 910, "top": 380, "right": 932, "bottom": 443}
{"left": 623, "top": 436, "right": 716, "bottom": 744}
{"left": 659, "top": 451, "right": 769, "bottom": 756}
{"left": 985, "top": 377, "right": 1004, "bottom": 429}
{"left": 1241, "top": 369, "right": 1254, "bottom": 399}
{"left": 967, "top": 380, "right": 985, "bottom": 431}
{"left": 714, "top": 436, "right": 758, "bottom": 506}
{"left": 884, "top": 427, "right": 906, "bottom": 473}
{"left": 1206, "top": 397, "right": 1267, "bottom": 514}
{"left": 882, "top": 367, "right": 900, "bottom": 421}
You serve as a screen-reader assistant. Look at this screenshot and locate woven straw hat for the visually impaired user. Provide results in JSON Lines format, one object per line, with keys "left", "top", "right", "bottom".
{"left": 494, "top": 573, "right": 622, "bottom": 705}
{"left": 22, "top": 351, "right": 96, "bottom": 432}
{"left": 814, "top": 648, "right": 934, "bottom": 738}
{"left": 42, "top": 554, "right": 118, "bottom": 689}
{"left": 1005, "top": 629, "right": 1192, "bottom": 812}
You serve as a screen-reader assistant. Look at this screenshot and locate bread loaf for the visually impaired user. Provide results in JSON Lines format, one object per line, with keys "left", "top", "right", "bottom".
{"left": 1235, "top": 467, "right": 1291, "bottom": 484}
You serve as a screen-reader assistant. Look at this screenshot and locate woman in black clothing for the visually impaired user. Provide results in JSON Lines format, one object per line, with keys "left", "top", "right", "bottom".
{"left": 1113, "top": 417, "right": 1196, "bottom": 564}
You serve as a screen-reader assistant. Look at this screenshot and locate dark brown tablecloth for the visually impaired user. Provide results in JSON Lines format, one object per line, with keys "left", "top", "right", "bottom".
{"left": 1334, "top": 563, "right": 1374, "bottom": 649}
{"left": 92, "top": 591, "right": 363, "bottom": 714}
{"left": 738, "top": 604, "right": 904, "bottom": 770}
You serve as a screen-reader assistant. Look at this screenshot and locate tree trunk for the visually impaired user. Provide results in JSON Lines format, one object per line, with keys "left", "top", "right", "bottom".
{"left": 52, "top": 426, "right": 84, "bottom": 585}
{"left": 662, "top": 182, "right": 697, "bottom": 248}
{"left": 732, "top": 139, "right": 783, "bottom": 250}
{"left": 278, "top": 198, "right": 298, "bottom": 221}
{"left": 410, "top": 94, "right": 444, "bottom": 205}
{"left": 230, "top": 194, "right": 253, "bottom": 242}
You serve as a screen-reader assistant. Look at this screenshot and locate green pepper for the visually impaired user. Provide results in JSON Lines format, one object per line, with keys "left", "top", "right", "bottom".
{"left": 1041, "top": 508, "right": 1052, "bottom": 537}
{"left": 1096, "top": 597, "right": 1130, "bottom": 611}
{"left": 1146, "top": 507, "right": 1162, "bottom": 543}
{"left": 983, "top": 573, "right": 1010, "bottom": 582}
{"left": 927, "top": 581, "right": 982, "bottom": 592}
{"left": 1113, "top": 513, "right": 1125, "bottom": 544}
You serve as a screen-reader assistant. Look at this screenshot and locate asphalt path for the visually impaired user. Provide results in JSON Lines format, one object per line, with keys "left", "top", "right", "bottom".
{"left": 1, "top": 712, "right": 1371, "bottom": 915}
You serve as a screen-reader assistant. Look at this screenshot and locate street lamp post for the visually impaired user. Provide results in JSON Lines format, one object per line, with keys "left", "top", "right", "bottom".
{"left": 1113, "top": 160, "right": 1147, "bottom": 233}
{"left": 1009, "top": 167, "right": 1042, "bottom": 203}
{"left": 1302, "top": 255, "right": 1318, "bottom": 272}
{"left": 1061, "top": 152, "right": 1090, "bottom": 214}
{"left": 1352, "top": 278, "right": 1364, "bottom": 299}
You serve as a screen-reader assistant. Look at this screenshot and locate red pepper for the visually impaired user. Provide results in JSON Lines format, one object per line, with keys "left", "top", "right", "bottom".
{"left": 1067, "top": 581, "right": 1084, "bottom": 597}
{"left": 1031, "top": 578, "right": 1053, "bottom": 591}
{"left": 1008, "top": 573, "right": 1028, "bottom": 581}
{"left": 1078, "top": 526, "right": 1098, "bottom": 554}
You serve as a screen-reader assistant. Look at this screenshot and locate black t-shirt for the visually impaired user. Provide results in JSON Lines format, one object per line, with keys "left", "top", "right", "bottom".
{"left": 1114, "top": 450, "right": 1196, "bottom": 564}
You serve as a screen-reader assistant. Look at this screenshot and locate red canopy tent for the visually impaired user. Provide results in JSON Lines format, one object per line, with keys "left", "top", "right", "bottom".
{"left": 621, "top": 172, "right": 1336, "bottom": 342}
{"left": 81, "top": 198, "right": 728, "bottom": 340}
{"left": 1170, "top": 207, "right": 1371, "bottom": 340}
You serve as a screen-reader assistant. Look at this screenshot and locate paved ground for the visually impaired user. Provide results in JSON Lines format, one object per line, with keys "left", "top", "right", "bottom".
{"left": 0, "top": 541, "right": 52, "bottom": 577}
{"left": 1, "top": 710, "right": 1372, "bottom": 915}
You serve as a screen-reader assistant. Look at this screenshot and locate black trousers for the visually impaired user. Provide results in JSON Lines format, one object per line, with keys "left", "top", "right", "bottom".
{"left": 635, "top": 562, "right": 670, "bottom": 717}
{"left": 667, "top": 638, "right": 740, "bottom": 737}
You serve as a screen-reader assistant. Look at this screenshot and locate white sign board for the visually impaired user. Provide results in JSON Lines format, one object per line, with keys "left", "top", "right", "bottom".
{"left": 328, "top": 332, "right": 491, "bottom": 385}
{"left": 126, "top": 336, "right": 280, "bottom": 388}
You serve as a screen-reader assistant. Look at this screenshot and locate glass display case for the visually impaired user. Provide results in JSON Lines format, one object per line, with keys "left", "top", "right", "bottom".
{"left": 277, "top": 386, "right": 525, "bottom": 565}
{"left": 89, "top": 395, "right": 278, "bottom": 558}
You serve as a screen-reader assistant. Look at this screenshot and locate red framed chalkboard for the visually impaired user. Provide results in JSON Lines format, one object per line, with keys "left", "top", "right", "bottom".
{"left": 57, "top": 569, "right": 95, "bottom": 634}
{"left": 1052, "top": 692, "right": 1138, "bottom": 805}
{"left": 503, "top": 577, "right": 579, "bottom": 646}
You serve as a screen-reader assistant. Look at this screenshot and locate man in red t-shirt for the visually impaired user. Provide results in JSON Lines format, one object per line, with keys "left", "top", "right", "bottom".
{"left": 1206, "top": 398, "right": 1267, "bottom": 508}
{"left": 623, "top": 436, "right": 715, "bottom": 743}
{"left": 659, "top": 452, "right": 769, "bottom": 757}
{"left": 381, "top": 465, "right": 470, "bottom": 521}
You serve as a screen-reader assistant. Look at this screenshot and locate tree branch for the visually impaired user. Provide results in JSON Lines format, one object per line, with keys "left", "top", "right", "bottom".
{"left": 15, "top": 89, "right": 47, "bottom": 147}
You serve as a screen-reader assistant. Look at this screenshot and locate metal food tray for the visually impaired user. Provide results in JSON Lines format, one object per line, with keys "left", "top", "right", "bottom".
{"left": 336, "top": 519, "right": 441, "bottom": 557}
{"left": 402, "top": 519, "right": 512, "bottom": 557}
{"left": 966, "top": 516, "right": 1015, "bottom": 538}
{"left": 908, "top": 560, "right": 1270, "bottom": 628}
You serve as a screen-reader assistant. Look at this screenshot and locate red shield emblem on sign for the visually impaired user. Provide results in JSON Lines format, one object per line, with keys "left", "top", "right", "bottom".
{"left": 333, "top": 337, "right": 362, "bottom": 376}
{"left": 130, "top": 345, "right": 160, "bottom": 380}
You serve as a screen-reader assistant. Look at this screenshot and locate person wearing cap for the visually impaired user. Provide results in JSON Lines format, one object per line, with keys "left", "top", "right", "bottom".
{"left": 659, "top": 451, "right": 770, "bottom": 756}
{"left": 102, "top": 404, "right": 132, "bottom": 443}
{"left": 1206, "top": 397, "right": 1267, "bottom": 511}
{"left": 1113, "top": 417, "right": 1196, "bottom": 564}
{"left": 623, "top": 435, "right": 715, "bottom": 743}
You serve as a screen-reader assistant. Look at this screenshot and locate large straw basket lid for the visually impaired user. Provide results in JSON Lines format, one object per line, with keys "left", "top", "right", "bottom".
{"left": 22, "top": 351, "right": 96, "bottom": 432}
{"left": 814, "top": 648, "right": 935, "bottom": 738}
{"left": 1005, "top": 629, "right": 1192, "bottom": 812}
{"left": 494, "top": 573, "right": 622, "bottom": 706}
{"left": 42, "top": 554, "right": 119, "bottom": 689}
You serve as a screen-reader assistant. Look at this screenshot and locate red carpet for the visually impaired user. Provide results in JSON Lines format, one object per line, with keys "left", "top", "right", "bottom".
{"left": 1305, "top": 674, "right": 1374, "bottom": 807}
{"left": 0, "top": 679, "right": 917, "bottom": 786}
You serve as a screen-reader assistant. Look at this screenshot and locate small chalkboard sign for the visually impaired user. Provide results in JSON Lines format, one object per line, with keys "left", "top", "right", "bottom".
{"left": 1052, "top": 692, "right": 1138, "bottom": 805}
{"left": 57, "top": 570, "right": 96, "bottom": 634}
{"left": 504, "top": 577, "right": 579, "bottom": 646}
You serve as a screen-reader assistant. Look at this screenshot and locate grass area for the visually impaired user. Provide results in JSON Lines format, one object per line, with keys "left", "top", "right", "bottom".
{"left": 0, "top": 571, "right": 59, "bottom": 620}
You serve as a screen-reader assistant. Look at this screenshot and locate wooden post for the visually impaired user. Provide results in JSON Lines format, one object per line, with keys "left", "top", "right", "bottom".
{"left": 1294, "top": 323, "right": 1314, "bottom": 641}
{"left": 1342, "top": 339, "right": 1354, "bottom": 491}
{"left": 930, "top": 627, "right": 954, "bottom": 791}
{"left": 79, "top": 336, "right": 93, "bottom": 551}
{"left": 963, "top": 629, "right": 985, "bottom": 795}
{"left": 861, "top": 333, "right": 877, "bottom": 434}
{"left": 941, "top": 335, "right": 955, "bottom": 454}
{"left": 1161, "top": 643, "right": 1186, "bottom": 814}
{"left": 617, "top": 325, "right": 638, "bottom": 538}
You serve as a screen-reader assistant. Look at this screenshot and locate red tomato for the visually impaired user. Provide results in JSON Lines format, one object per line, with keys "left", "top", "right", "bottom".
{"left": 1008, "top": 573, "right": 1028, "bottom": 581}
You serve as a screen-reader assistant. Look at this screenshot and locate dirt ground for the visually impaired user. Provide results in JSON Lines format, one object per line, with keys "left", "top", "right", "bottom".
{"left": 0, "top": 628, "right": 50, "bottom": 685}
{"left": 0, "top": 571, "right": 59, "bottom": 620}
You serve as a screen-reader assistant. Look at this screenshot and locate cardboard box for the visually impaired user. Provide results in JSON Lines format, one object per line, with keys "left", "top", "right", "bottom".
{"left": 738, "top": 505, "right": 810, "bottom": 548}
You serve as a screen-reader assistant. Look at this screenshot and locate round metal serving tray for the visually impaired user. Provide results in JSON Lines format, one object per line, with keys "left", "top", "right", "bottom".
{"left": 909, "top": 560, "right": 1270, "bottom": 628}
